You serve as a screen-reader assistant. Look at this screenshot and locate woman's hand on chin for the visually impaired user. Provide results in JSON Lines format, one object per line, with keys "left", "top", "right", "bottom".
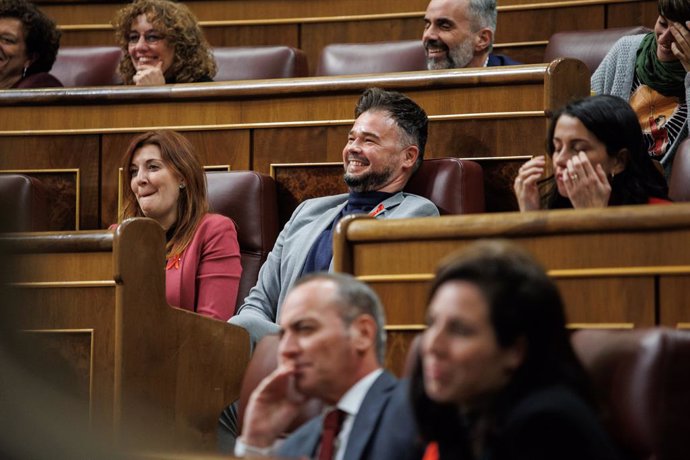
{"left": 133, "top": 61, "right": 166, "bottom": 86}
{"left": 563, "top": 152, "right": 611, "bottom": 209}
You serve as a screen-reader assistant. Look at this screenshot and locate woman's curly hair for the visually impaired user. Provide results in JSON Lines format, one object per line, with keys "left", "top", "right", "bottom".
{"left": 0, "top": 0, "right": 61, "bottom": 75}
{"left": 112, "top": 0, "right": 216, "bottom": 84}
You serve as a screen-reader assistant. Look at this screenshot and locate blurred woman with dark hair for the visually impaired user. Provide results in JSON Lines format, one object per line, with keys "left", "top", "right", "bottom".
{"left": 119, "top": 130, "right": 241, "bottom": 320}
{"left": 0, "top": 0, "right": 62, "bottom": 89}
{"left": 592, "top": 0, "right": 690, "bottom": 177}
{"left": 113, "top": 0, "right": 216, "bottom": 85}
{"left": 514, "top": 95, "right": 669, "bottom": 210}
{"left": 412, "top": 240, "right": 620, "bottom": 460}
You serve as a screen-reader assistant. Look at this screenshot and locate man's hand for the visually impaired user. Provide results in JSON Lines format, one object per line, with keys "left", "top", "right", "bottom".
{"left": 241, "top": 364, "right": 306, "bottom": 448}
{"left": 132, "top": 61, "right": 166, "bottom": 86}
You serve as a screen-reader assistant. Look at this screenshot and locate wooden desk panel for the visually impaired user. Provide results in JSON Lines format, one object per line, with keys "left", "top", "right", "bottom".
{"left": 332, "top": 204, "right": 690, "bottom": 373}
{"left": 0, "top": 135, "right": 98, "bottom": 230}
{"left": 3, "top": 219, "right": 250, "bottom": 450}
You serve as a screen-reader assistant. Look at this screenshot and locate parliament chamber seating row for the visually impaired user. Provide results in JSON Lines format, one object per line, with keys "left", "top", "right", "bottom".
{"left": 38, "top": 0, "right": 659, "bottom": 74}
{"left": 0, "top": 157, "right": 485, "bottom": 448}
{"left": 48, "top": 24, "right": 652, "bottom": 88}
{"left": 237, "top": 328, "right": 690, "bottom": 460}
{"left": 0, "top": 60, "right": 590, "bottom": 231}
{"left": 51, "top": 45, "right": 309, "bottom": 87}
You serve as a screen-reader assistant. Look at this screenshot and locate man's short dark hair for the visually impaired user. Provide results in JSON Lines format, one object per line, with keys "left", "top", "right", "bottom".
{"left": 354, "top": 87, "right": 429, "bottom": 172}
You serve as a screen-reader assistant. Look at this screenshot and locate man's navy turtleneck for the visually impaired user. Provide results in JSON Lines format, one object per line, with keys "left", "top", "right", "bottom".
{"left": 301, "top": 190, "right": 395, "bottom": 274}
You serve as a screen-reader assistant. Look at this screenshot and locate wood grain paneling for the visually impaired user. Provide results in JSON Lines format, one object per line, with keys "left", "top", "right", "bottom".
{"left": 607, "top": 0, "right": 658, "bottom": 28}
{"left": 203, "top": 24, "right": 299, "bottom": 49}
{"left": 659, "top": 276, "right": 690, "bottom": 328}
{"left": 0, "top": 136, "right": 99, "bottom": 229}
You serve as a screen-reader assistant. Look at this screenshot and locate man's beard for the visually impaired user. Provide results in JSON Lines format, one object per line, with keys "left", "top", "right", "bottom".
{"left": 425, "top": 38, "right": 475, "bottom": 70}
{"left": 344, "top": 165, "right": 395, "bottom": 193}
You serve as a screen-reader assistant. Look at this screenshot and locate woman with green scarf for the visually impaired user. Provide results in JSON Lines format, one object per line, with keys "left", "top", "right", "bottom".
{"left": 592, "top": 0, "right": 690, "bottom": 178}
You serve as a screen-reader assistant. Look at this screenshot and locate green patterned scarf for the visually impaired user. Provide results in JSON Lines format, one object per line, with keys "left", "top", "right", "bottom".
{"left": 635, "top": 32, "right": 686, "bottom": 98}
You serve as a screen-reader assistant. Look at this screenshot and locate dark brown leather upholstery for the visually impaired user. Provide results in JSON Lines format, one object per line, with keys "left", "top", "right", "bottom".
{"left": 52, "top": 47, "right": 123, "bottom": 87}
{"left": 405, "top": 158, "right": 485, "bottom": 215}
{"left": 0, "top": 174, "right": 49, "bottom": 232}
{"left": 544, "top": 26, "right": 651, "bottom": 75}
{"left": 213, "top": 46, "right": 308, "bottom": 81}
{"left": 316, "top": 40, "right": 426, "bottom": 76}
{"left": 206, "top": 171, "right": 279, "bottom": 310}
{"left": 236, "top": 335, "right": 323, "bottom": 433}
{"left": 572, "top": 328, "right": 690, "bottom": 460}
{"left": 669, "top": 138, "right": 690, "bottom": 202}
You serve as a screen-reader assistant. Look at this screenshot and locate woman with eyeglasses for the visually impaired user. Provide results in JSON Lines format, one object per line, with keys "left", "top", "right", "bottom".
{"left": 113, "top": 0, "right": 216, "bottom": 86}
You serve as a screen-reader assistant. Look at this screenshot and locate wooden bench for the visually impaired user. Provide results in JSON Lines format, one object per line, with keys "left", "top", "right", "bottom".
{"left": 332, "top": 203, "right": 690, "bottom": 374}
{"left": 0, "top": 60, "right": 589, "bottom": 230}
{"left": 1, "top": 218, "right": 250, "bottom": 450}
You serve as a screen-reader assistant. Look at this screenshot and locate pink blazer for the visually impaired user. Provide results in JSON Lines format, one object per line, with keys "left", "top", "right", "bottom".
{"left": 166, "top": 213, "right": 242, "bottom": 321}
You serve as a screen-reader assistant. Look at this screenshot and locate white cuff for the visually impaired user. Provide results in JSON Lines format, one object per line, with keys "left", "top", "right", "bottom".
{"left": 234, "top": 437, "right": 276, "bottom": 458}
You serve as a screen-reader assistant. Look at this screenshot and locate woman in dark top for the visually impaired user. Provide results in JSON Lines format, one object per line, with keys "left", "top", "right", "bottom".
{"left": 412, "top": 240, "right": 621, "bottom": 460}
{"left": 0, "top": 0, "right": 62, "bottom": 89}
{"left": 514, "top": 95, "right": 669, "bottom": 210}
{"left": 113, "top": 0, "right": 216, "bottom": 86}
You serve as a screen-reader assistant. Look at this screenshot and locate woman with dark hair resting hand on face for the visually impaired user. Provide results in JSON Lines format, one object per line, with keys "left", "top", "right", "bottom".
{"left": 513, "top": 95, "right": 669, "bottom": 211}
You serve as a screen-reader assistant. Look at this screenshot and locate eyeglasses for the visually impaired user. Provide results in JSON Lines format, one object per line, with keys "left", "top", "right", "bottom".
{"left": 127, "top": 32, "right": 165, "bottom": 44}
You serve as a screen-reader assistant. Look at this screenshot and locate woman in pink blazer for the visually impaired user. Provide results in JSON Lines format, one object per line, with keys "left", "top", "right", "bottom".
{"left": 119, "top": 130, "right": 241, "bottom": 320}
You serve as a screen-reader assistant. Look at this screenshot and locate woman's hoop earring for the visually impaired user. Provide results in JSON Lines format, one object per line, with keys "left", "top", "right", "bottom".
{"left": 22, "top": 66, "right": 28, "bottom": 78}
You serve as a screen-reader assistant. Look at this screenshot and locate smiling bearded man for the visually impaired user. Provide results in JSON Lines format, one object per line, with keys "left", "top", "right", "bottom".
{"left": 423, "top": 0, "right": 520, "bottom": 69}
{"left": 228, "top": 87, "right": 439, "bottom": 347}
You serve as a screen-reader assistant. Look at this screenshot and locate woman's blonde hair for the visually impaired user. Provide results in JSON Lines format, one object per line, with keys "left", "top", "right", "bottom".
{"left": 120, "top": 130, "right": 208, "bottom": 259}
{"left": 113, "top": 0, "right": 216, "bottom": 84}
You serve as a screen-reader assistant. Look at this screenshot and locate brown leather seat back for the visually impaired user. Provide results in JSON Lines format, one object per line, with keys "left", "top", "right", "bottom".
{"left": 669, "top": 138, "right": 690, "bottom": 202}
{"left": 237, "top": 335, "right": 323, "bottom": 433}
{"left": 52, "top": 47, "right": 123, "bottom": 87}
{"left": 544, "top": 26, "right": 651, "bottom": 75}
{"left": 316, "top": 40, "right": 426, "bottom": 76}
{"left": 404, "top": 158, "right": 485, "bottom": 215}
{"left": 206, "top": 171, "right": 279, "bottom": 310}
{"left": 213, "top": 46, "right": 308, "bottom": 81}
{"left": 0, "top": 174, "right": 49, "bottom": 232}
{"left": 572, "top": 328, "right": 690, "bottom": 460}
